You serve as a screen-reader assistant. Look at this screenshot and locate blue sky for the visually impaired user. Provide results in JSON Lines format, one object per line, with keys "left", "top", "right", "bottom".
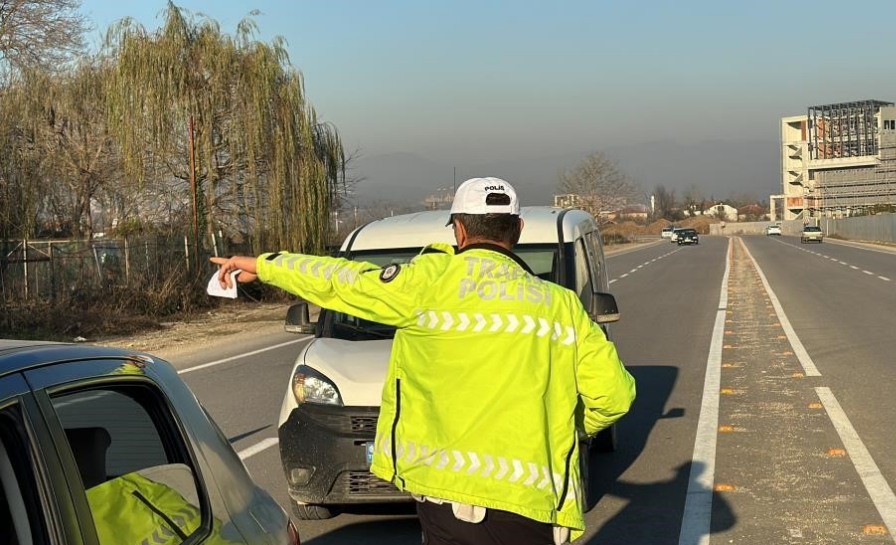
{"left": 79, "top": 1, "right": 896, "bottom": 177}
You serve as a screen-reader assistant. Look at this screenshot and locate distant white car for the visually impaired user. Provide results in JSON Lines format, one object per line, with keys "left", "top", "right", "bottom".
{"left": 670, "top": 228, "right": 684, "bottom": 243}
{"left": 766, "top": 225, "right": 782, "bottom": 236}
{"left": 661, "top": 227, "right": 675, "bottom": 239}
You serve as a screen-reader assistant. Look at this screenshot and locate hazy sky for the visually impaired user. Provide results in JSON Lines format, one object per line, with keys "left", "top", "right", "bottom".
{"left": 80, "top": 0, "right": 896, "bottom": 167}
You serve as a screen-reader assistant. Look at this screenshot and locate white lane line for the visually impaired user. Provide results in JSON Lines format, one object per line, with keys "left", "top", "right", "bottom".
{"left": 608, "top": 279, "right": 617, "bottom": 284}
{"left": 629, "top": 269, "right": 638, "bottom": 273}
{"left": 850, "top": 265, "right": 860, "bottom": 270}
{"left": 839, "top": 261, "right": 848, "bottom": 265}
{"left": 605, "top": 240, "right": 665, "bottom": 258}
{"left": 678, "top": 237, "right": 731, "bottom": 545}
{"left": 178, "top": 338, "right": 309, "bottom": 375}
{"left": 738, "top": 238, "right": 821, "bottom": 377}
{"left": 238, "top": 437, "right": 280, "bottom": 460}
{"left": 879, "top": 276, "right": 891, "bottom": 282}
{"left": 816, "top": 387, "right": 896, "bottom": 541}
{"left": 619, "top": 273, "right": 628, "bottom": 278}
{"left": 863, "top": 270, "right": 875, "bottom": 276}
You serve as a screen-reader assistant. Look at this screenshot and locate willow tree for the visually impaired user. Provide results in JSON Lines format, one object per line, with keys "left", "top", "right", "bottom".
{"left": 104, "top": 2, "right": 344, "bottom": 255}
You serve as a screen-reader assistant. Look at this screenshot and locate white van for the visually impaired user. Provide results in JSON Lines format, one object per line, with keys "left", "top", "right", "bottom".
{"left": 277, "top": 206, "right": 622, "bottom": 519}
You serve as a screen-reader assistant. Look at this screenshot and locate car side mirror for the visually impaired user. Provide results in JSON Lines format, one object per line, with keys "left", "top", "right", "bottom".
{"left": 590, "top": 292, "right": 620, "bottom": 324}
{"left": 285, "top": 302, "right": 316, "bottom": 334}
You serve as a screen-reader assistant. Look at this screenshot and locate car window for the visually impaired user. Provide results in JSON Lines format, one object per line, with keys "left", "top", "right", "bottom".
{"left": 51, "top": 385, "right": 206, "bottom": 545}
{"left": 574, "top": 238, "right": 593, "bottom": 309}
{"left": 0, "top": 405, "right": 48, "bottom": 545}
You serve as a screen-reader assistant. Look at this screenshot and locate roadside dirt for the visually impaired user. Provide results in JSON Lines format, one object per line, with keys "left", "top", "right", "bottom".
{"left": 97, "top": 301, "right": 290, "bottom": 361}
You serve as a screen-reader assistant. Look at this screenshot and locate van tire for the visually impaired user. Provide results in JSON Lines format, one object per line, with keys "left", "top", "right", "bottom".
{"left": 292, "top": 502, "right": 337, "bottom": 520}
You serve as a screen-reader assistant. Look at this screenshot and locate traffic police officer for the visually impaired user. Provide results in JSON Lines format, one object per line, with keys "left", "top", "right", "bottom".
{"left": 212, "top": 177, "right": 636, "bottom": 544}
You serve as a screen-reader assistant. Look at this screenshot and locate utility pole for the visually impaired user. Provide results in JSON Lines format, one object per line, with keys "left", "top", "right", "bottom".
{"left": 453, "top": 167, "right": 457, "bottom": 193}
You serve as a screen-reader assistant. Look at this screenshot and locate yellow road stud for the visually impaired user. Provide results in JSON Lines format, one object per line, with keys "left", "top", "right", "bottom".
{"left": 863, "top": 525, "right": 887, "bottom": 536}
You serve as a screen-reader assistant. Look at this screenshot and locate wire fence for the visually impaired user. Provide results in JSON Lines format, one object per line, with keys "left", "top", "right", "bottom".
{"left": 0, "top": 234, "right": 261, "bottom": 319}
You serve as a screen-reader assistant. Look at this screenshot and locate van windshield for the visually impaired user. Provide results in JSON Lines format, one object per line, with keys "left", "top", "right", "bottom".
{"left": 325, "top": 244, "right": 558, "bottom": 341}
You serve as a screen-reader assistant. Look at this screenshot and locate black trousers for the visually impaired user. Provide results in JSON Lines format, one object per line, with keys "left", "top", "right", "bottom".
{"left": 417, "top": 501, "right": 554, "bottom": 545}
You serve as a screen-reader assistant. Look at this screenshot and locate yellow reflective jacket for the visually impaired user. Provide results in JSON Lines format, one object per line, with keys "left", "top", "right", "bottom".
{"left": 258, "top": 242, "right": 635, "bottom": 537}
{"left": 86, "top": 471, "right": 236, "bottom": 545}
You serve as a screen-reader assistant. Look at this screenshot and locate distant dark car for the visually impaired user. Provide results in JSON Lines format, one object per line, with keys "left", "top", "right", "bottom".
{"left": 800, "top": 225, "right": 824, "bottom": 244}
{"left": 0, "top": 340, "right": 299, "bottom": 545}
{"left": 677, "top": 228, "right": 699, "bottom": 245}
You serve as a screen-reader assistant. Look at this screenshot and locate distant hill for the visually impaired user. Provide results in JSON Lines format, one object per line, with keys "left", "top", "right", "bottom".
{"left": 349, "top": 140, "right": 779, "bottom": 208}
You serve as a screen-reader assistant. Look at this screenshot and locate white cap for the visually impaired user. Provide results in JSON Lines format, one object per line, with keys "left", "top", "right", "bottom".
{"left": 449, "top": 177, "right": 520, "bottom": 221}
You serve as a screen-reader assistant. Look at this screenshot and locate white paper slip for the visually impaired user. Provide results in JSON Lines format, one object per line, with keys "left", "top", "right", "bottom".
{"left": 207, "top": 269, "right": 241, "bottom": 299}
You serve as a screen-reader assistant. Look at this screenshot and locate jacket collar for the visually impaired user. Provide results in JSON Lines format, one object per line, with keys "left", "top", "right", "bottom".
{"left": 457, "top": 243, "right": 534, "bottom": 275}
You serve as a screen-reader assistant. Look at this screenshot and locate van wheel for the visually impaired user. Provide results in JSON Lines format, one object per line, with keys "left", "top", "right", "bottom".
{"left": 590, "top": 425, "right": 617, "bottom": 452}
{"left": 292, "top": 501, "right": 337, "bottom": 520}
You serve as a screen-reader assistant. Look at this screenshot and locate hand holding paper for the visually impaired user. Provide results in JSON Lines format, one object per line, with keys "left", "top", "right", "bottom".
{"left": 207, "top": 269, "right": 241, "bottom": 299}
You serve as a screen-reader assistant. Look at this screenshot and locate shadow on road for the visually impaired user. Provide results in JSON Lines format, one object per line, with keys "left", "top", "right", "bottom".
{"left": 583, "top": 365, "right": 735, "bottom": 544}
{"left": 227, "top": 424, "right": 270, "bottom": 444}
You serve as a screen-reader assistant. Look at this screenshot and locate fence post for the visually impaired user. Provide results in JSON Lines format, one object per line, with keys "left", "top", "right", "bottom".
{"left": 49, "top": 242, "right": 56, "bottom": 302}
{"left": 124, "top": 237, "right": 130, "bottom": 284}
{"left": 184, "top": 235, "right": 190, "bottom": 271}
{"left": 211, "top": 231, "right": 219, "bottom": 257}
{"left": 23, "top": 239, "right": 28, "bottom": 300}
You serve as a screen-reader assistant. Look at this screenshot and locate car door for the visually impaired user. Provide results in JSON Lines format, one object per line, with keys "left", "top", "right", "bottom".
{"left": 24, "top": 358, "right": 223, "bottom": 545}
{"left": 0, "top": 372, "right": 66, "bottom": 545}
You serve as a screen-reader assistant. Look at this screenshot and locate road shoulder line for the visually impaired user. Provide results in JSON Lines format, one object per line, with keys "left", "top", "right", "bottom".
{"left": 737, "top": 238, "right": 821, "bottom": 377}
{"left": 678, "top": 237, "right": 731, "bottom": 545}
{"left": 816, "top": 387, "right": 896, "bottom": 541}
{"left": 178, "top": 337, "right": 309, "bottom": 374}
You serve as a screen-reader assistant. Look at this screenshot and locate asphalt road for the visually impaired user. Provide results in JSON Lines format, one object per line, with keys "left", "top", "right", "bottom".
{"left": 170, "top": 235, "right": 896, "bottom": 544}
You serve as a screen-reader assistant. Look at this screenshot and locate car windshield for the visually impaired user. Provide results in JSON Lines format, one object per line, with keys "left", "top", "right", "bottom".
{"left": 326, "top": 244, "right": 559, "bottom": 341}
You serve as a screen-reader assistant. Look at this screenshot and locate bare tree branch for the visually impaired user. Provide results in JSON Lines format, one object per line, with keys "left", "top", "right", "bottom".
{"left": 557, "top": 151, "right": 641, "bottom": 219}
{"left": 0, "top": 0, "right": 88, "bottom": 72}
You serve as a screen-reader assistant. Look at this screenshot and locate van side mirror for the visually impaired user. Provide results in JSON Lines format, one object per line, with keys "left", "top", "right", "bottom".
{"left": 285, "top": 302, "right": 316, "bottom": 334}
{"left": 591, "top": 292, "right": 620, "bottom": 324}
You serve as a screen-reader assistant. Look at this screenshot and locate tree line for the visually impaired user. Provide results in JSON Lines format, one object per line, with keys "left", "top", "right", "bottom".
{"left": 0, "top": 1, "right": 345, "bottom": 256}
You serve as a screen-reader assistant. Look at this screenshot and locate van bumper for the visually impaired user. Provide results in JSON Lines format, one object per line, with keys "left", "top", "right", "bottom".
{"left": 278, "top": 404, "right": 409, "bottom": 505}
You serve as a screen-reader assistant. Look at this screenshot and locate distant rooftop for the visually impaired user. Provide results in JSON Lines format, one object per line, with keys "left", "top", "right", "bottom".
{"left": 809, "top": 99, "right": 893, "bottom": 111}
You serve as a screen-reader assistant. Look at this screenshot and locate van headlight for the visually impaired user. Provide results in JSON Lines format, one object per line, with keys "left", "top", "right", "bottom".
{"left": 292, "top": 366, "right": 343, "bottom": 406}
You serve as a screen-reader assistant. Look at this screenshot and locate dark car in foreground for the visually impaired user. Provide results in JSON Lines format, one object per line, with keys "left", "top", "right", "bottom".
{"left": 0, "top": 340, "right": 299, "bottom": 545}
{"left": 677, "top": 228, "right": 699, "bottom": 245}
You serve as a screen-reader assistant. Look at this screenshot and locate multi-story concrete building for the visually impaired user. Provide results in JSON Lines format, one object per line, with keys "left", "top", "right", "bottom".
{"left": 772, "top": 100, "right": 896, "bottom": 220}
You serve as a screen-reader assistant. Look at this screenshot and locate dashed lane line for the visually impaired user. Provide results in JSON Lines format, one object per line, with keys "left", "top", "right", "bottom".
{"left": 771, "top": 238, "right": 892, "bottom": 286}
{"left": 238, "top": 437, "right": 280, "bottom": 460}
{"left": 609, "top": 248, "right": 682, "bottom": 284}
{"left": 178, "top": 338, "right": 309, "bottom": 375}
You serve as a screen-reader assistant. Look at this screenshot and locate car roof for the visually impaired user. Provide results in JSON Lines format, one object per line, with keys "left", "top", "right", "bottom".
{"left": 0, "top": 341, "right": 154, "bottom": 379}
{"left": 342, "top": 206, "right": 599, "bottom": 252}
